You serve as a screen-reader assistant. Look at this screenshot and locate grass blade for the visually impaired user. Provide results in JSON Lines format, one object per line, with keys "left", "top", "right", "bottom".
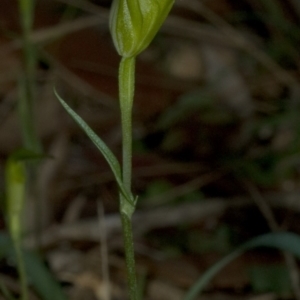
{"left": 23, "top": 250, "right": 67, "bottom": 300}
{"left": 5, "top": 154, "right": 28, "bottom": 300}
{"left": 0, "top": 233, "right": 67, "bottom": 300}
{"left": 184, "top": 232, "right": 300, "bottom": 300}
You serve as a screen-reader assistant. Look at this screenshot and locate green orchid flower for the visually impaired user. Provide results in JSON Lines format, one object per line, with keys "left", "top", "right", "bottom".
{"left": 110, "top": 0, "right": 174, "bottom": 58}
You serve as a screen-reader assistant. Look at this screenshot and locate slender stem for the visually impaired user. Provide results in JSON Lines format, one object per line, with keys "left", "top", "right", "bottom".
{"left": 119, "top": 57, "right": 135, "bottom": 192}
{"left": 18, "top": 0, "right": 43, "bottom": 252}
{"left": 18, "top": 0, "right": 41, "bottom": 152}
{"left": 118, "top": 56, "right": 138, "bottom": 300}
{"left": 14, "top": 238, "right": 28, "bottom": 300}
{"left": 120, "top": 213, "right": 138, "bottom": 300}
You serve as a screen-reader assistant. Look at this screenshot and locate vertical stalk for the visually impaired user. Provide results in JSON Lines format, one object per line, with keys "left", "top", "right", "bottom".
{"left": 17, "top": 2, "right": 42, "bottom": 295}
{"left": 118, "top": 57, "right": 138, "bottom": 300}
{"left": 14, "top": 239, "right": 28, "bottom": 300}
{"left": 18, "top": 0, "right": 43, "bottom": 249}
{"left": 120, "top": 213, "right": 138, "bottom": 300}
{"left": 6, "top": 158, "right": 28, "bottom": 300}
{"left": 18, "top": 0, "right": 40, "bottom": 152}
{"left": 119, "top": 57, "right": 135, "bottom": 191}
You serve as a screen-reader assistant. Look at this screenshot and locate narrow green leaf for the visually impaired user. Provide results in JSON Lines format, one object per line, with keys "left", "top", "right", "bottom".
{"left": 54, "top": 89, "right": 135, "bottom": 207}
{"left": 0, "top": 233, "right": 67, "bottom": 300}
{"left": 24, "top": 250, "right": 67, "bottom": 300}
{"left": 5, "top": 150, "right": 46, "bottom": 300}
{"left": 184, "top": 232, "right": 300, "bottom": 300}
{"left": 18, "top": 61, "right": 41, "bottom": 153}
{"left": 249, "top": 264, "right": 291, "bottom": 296}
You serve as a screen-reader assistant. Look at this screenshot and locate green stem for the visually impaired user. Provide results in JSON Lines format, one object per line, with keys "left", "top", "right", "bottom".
{"left": 18, "top": 4, "right": 41, "bottom": 153}
{"left": 17, "top": 2, "right": 43, "bottom": 292}
{"left": 14, "top": 239, "right": 28, "bottom": 300}
{"left": 119, "top": 57, "right": 135, "bottom": 193}
{"left": 118, "top": 56, "right": 138, "bottom": 300}
{"left": 18, "top": 0, "right": 43, "bottom": 252}
{"left": 120, "top": 213, "right": 138, "bottom": 300}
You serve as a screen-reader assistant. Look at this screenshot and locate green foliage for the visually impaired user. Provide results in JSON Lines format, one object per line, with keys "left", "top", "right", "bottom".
{"left": 18, "top": 0, "right": 41, "bottom": 153}
{"left": 58, "top": 1, "right": 176, "bottom": 298}
{"left": 142, "top": 179, "right": 173, "bottom": 205}
{"left": 188, "top": 225, "right": 231, "bottom": 255}
{"left": 55, "top": 89, "right": 136, "bottom": 216}
{"left": 184, "top": 232, "right": 300, "bottom": 300}
{"left": 0, "top": 233, "right": 67, "bottom": 300}
{"left": 51, "top": 2, "right": 300, "bottom": 300}
{"left": 249, "top": 263, "right": 291, "bottom": 297}
{"left": 5, "top": 151, "right": 28, "bottom": 300}
{"left": 23, "top": 250, "right": 67, "bottom": 300}
{"left": 259, "top": 0, "right": 300, "bottom": 66}
{"left": 4, "top": 149, "right": 51, "bottom": 300}
{"left": 18, "top": 77, "right": 41, "bottom": 152}
{"left": 5, "top": 152, "right": 26, "bottom": 243}
{"left": 229, "top": 104, "right": 300, "bottom": 186}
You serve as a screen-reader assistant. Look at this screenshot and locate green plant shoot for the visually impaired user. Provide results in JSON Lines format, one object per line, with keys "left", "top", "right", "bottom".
{"left": 5, "top": 154, "right": 28, "bottom": 300}
{"left": 56, "top": 0, "right": 174, "bottom": 299}
{"left": 184, "top": 232, "right": 300, "bottom": 300}
{"left": 6, "top": 157, "right": 26, "bottom": 249}
{"left": 55, "top": 90, "right": 136, "bottom": 216}
{"left": 18, "top": 0, "right": 40, "bottom": 153}
{"left": 109, "top": 1, "right": 174, "bottom": 299}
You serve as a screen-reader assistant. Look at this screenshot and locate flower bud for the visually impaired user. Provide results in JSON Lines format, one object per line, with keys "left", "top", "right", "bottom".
{"left": 110, "top": 0, "right": 174, "bottom": 58}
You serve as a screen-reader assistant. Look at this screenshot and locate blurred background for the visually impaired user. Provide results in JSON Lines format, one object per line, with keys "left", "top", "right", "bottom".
{"left": 1, "top": 0, "right": 300, "bottom": 299}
